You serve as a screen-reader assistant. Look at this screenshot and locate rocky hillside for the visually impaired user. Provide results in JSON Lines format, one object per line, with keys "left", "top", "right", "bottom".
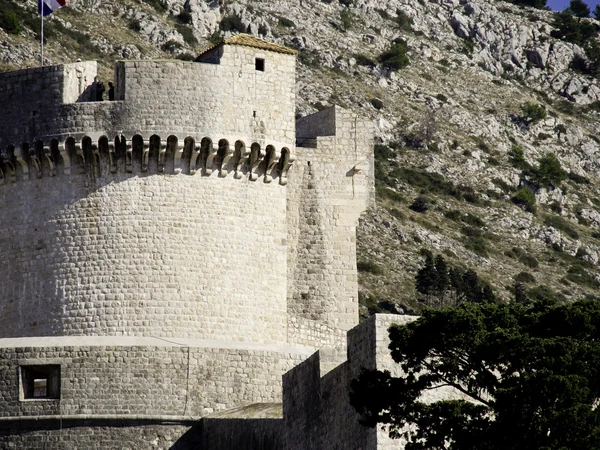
{"left": 2, "top": 0, "right": 600, "bottom": 314}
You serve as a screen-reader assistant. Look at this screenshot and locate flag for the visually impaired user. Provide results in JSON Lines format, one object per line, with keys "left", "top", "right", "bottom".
{"left": 38, "top": 0, "right": 66, "bottom": 17}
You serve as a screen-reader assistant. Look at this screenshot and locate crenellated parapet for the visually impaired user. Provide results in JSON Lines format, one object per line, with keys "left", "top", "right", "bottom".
{"left": 0, "top": 134, "right": 294, "bottom": 186}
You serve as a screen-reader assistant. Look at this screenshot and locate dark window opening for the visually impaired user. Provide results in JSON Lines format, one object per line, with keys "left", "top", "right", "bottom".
{"left": 21, "top": 365, "right": 60, "bottom": 400}
{"left": 255, "top": 58, "right": 265, "bottom": 72}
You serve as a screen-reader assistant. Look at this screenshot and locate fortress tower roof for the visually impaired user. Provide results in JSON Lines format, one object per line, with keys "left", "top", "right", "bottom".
{"left": 198, "top": 33, "right": 298, "bottom": 57}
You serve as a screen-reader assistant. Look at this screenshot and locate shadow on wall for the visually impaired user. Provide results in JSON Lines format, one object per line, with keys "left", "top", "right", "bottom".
{"left": 172, "top": 418, "right": 282, "bottom": 450}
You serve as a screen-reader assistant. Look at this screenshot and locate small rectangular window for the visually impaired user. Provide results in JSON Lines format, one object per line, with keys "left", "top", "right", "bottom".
{"left": 20, "top": 365, "right": 61, "bottom": 400}
{"left": 255, "top": 58, "right": 265, "bottom": 72}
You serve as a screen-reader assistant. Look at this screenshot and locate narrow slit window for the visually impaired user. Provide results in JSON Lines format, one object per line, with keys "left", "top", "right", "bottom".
{"left": 255, "top": 58, "right": 265, "bottom": 72}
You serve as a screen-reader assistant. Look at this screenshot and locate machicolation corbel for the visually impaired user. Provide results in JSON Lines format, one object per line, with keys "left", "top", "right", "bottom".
{"left": 1, "top": 134, "right": 294, "bottom": 185}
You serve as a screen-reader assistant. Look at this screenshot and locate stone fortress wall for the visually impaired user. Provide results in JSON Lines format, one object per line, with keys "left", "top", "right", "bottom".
{"left": 0, "top": 44, "right": 295, "bottom": 149}
{"left": 0, "top": 35, "right": 387, "bottom": 449}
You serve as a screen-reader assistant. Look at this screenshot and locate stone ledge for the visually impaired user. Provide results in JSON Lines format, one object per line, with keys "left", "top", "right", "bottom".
{"left": 0, "top": 335, "right": 316, "bottom": 355}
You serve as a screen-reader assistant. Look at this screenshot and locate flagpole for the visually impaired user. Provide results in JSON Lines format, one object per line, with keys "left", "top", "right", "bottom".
{"left": 40, "top": 3, "right": 44, "bottom": 67}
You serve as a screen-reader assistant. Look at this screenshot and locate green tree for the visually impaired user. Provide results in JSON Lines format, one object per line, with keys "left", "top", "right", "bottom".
{"left": 568, "top": 0, "right": 590, "bottom": 18}
{"left": 520, "top": 101, "right": 546, "bottom": 123}
{"left": 513, "top": 0, "right": 547, "bottom": 8}
{"left": 340, "top": 7, "right": 353, "bottom": 31}
{"left": 434, "top": 255, "right": 449, "bottom": 303}
{"left": 594, "top": 5, "right": 600, "bottom": 18}
{"left": 551, "top": 10, "right": 596, "bottom": 44}
{"left": 532, "top": 153, "right": 566, "bottom": 188}
{"left": 0, "top": 10, "right": 23, "bottom": 35}
{"left": 416, "top": 254, "right": 494, "bottom": 308}
{"left": 415, "top": 252, "right": 438, "bottom": 302}
{"left": 379, "top": 42, "right": 409, "bottom": 71}
{"left": 512, "top": 186, "right": 536, "bottom": 212}
{"left": 350, "top": 298, "right": 600, "bottom": 449}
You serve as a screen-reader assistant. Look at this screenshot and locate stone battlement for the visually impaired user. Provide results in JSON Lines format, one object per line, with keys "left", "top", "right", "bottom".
{"left": 0, "top": 41, "right": 296, "bottom": 150}
{"left": 0, "top": 133, "right": 293, "bottom": 186}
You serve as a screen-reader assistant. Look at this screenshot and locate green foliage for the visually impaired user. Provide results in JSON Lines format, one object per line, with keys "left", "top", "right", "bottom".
{"left": 492, "top": 178, "right": 512, "bottom": 194}
{"left": 527, "top": 284, "right": 567, "bottom": 303}
{"left": 357, "top": 260, "right": 384, "bottom": 275}
{"left": 176, "top": 11, "right": 193, "bottom": 24}
{"left": 508, "top": 0, "right": 547, "bottom": 8}
{"left": 555, "top": 124, "right": 567, "bottom": 135}
{"left": 512, "top": 187, "right": 536, "bottom": 213}
{"left": 395, "top": 11, "right": 412, "bottom": 30}
{"left": 544, "top": 215, "right": 579, "bottom": 239}
{"left": 505, "top": 246, "right": 539, "bottom": 269}
{"left": 339, "top": 0, "right": 353, "bottom": 5}
{"left": 219, "top": 15, "right": 246, "bottom": 33}
{"left": 508, "top": 144, "right": 528, "bottom": 169}
{"left": 353, "top": 53, "right": 376, "bottom": 67}
{"left": 460, "top": 38, "right": 475, "bottom": 56}
{"left": 520, "top": 102, "right": 546, "bottom": 123}
{"left": 350, "top": 297, "right": 600, "bottom": 449}
{"left": 415, "top": 253, "right": 494, "bottom": 308}
{"left": 161, "top": 40, "right": 182, "bottom": 52}
{"left": 141, "top": 0, "right": 168, "bottom": 11}
{"left": 278, "top": 17, "right": 296, "bottom": 28}
{"left": 175, "top": 53, "right": 195, "bottom": 61}
{"left": 340, "top": 7, "right": 353, "bottom": 31}
{"left": 409, "top": 196, "right": 429, "bottom": 213}
{"left": 595, "top": 5, "right": 600, "bottom": 18}
{"left": 566, "top": 263, "right": 600, "bottom": 288}
{"left": 388, "top": 167, "right": 478, "bottom": 203}
{"left": 379, "top": 42, "right": 410, "bottom": 71}
{"left": 556, "top": 99, "right": 577, "bottom": 115}
{"left": 568, "top": 171, "right": 590, "bottom": 185}
{"left": 551, "top": 10, "right": 596, "bottom": 45}
{"left": 531, "top": 153, "right": 567, "bottom": 188}
{"left": 445, "top": 210, "right": 485, "bottom": 227}
{"left": 376, "top": 186, "right": 405, "bottom": 203}
{"left": 0, "top": 9, "right": 22, "bottom": 35}
{"left": 128, "top": 19, "right": 142, "bottom": 32}
{"left": 461, "top": 227, "right": 489, "bottom": 257}
{"left": 568, "top": 0, "right": 590, "bottom": 18}
{"left": 514, "top": 271, "right": 536, "bottom": 283}
{"left": 175, "top": 24, "right": 198, "bottom": 46}
{"left": 374, "top": 144, "right": 396, "bottom": 161}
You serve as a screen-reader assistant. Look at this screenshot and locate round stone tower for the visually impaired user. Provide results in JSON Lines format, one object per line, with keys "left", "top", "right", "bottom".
{"left": 0, "top": 35, "right": 375, "bottom": 449}
{"left": 0, "top": 36, "right": 313, "bottom": 448}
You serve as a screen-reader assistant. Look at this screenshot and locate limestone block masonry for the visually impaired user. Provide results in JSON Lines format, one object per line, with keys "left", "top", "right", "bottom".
{"left": 0, "top": 35, "right": 382, "bottom": 449}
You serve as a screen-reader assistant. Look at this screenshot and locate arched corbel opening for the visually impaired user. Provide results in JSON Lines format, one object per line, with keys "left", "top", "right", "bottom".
{"left": 198, "top": 137, "right": 214, "bottom": 175}
{"left": 98, "top": 136, "right": 111, "bottom": 176}
{"left": 264, "top": 145, "right": 279, "bottom": 183}
{"left": 164, "top": 135, "right": 178, "bottom": 175}
{"left": 249, "top": 143, "right": 264, "bottom": 181}
{"left": 181, "top": 137, "right": 195, "bottom": 175}
{"left": 50, "top": 139, "right": 63, "bottom": 176}
{"left": 148, "top": 135, "right": 161, "bottom": 174}
{"left": 19, "top": 142, "right": 33, "bottom": 180}
{"left": 278, "top": 147, "right": 292, "bottom": 186}
{"left": 0, "top": 148, "right": 14, "bottom": 184}
{"left": 131, "top": 135, "right": 144, "bottom": 174}
{"left": 4, "top": 145, "right": 20, "bottom": 181}
{"left": 33, "top": 141, "right": 45, "bottom": 178}
{"left": 233, "top": 140, "right": 248, "bottom": 179}
{"left": 65, "top": 137, "right": 84, "bottom": 175}
{"left": 216, "top": 139, "right": 232, "bottom": 177}
{"left": 82, "top": 136, "right": 95, "bottom": 175}
{"left": 114, "top": 135, "right": 127, "bottom": 174}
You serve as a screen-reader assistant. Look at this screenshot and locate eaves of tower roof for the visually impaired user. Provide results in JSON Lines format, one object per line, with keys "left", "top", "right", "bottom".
{"left": 198, "top": 33, "right": 298, "bottom": 57}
